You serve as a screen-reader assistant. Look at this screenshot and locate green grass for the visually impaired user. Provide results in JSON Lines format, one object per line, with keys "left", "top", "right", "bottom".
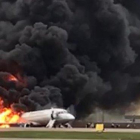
{"left": 0, "top": 131, "right": 140, "bottom": 139}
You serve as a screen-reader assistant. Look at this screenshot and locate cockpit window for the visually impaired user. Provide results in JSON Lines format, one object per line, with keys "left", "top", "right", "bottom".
{"left": 57, "top": 111, "right": 67, "bottom": 115}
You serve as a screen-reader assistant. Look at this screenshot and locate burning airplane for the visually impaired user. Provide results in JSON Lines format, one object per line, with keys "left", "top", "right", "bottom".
{"left": 0, "top": 0, "right": 139, "bottom": 121}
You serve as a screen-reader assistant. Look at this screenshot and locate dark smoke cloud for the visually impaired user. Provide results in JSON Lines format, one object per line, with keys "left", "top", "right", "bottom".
{"left": 0, "top": 0, "right": 140, "bottom": 118}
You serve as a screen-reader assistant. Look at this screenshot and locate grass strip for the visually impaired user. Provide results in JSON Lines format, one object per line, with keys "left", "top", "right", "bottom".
{"left": 0, "top": 131, "right": 140, "bottom": 139}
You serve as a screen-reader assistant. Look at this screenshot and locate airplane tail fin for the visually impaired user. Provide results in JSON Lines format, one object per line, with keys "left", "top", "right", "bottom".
{"left": 67, "top": 105, "right": 76, "bottom": 117}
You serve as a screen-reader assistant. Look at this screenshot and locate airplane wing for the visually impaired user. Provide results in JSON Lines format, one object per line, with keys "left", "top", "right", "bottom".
{"left": 18, "top": 117, "right": 42, "bottom": 127}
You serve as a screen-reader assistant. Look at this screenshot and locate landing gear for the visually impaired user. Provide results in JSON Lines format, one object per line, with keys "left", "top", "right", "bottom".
{"left": 56, "top": 123, "right": 72, "bottom": 128}
{"left": 23, "top": 123, "right": 34, "bottom": 128}
{"left": 63, "top": 123, "right": 72, "bottom": 128}
{"left": 23, "top": 123, "right": 30, "bottom": 127}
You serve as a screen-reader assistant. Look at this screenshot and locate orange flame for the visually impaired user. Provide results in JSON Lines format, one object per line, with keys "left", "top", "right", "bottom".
{"left": 0, "top": 98, "right": 21, "bottom": 128}
{"left": 8, "top": 73, "right": 27, "bottom": 88}
{"left": 8, "top": 75, "right": 18, "bottom": 82}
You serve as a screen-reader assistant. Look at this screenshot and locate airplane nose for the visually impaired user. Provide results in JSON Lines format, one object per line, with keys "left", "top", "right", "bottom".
{"left": 58, "top": 113, "right": 75, "bottom": 121}
{"left": 68, "top": 114, "right": 75, "bottom": 120}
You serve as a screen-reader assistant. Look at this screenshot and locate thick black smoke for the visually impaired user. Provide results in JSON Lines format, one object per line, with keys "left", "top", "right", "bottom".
{"left": 0, "top": 0, "right": 140, "bottom": 118}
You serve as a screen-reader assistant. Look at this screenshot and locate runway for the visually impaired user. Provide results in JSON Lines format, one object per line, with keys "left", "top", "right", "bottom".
{"left": 0, "top": 127, "right": 140, "bottom": 132}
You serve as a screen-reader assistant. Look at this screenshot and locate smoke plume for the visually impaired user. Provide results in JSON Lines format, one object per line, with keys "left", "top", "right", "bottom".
{"left": 0, "top": 0, "right": 140, "bottom": 118}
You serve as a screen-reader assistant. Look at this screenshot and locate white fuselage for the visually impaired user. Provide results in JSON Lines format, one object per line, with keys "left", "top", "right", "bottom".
{"left": 20, "top": 108, "right": 75, "bottom": 126}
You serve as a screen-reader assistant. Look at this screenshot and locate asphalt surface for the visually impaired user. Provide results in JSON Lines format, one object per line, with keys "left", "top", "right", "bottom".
{"left": 0, "top": 128, "right": 140, "bottom": 132}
